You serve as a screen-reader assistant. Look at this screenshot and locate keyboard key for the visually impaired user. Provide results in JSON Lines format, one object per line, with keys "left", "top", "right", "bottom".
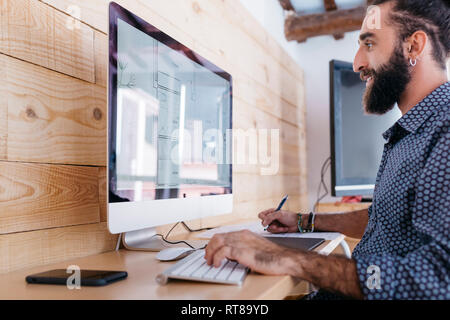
{"left": 191, "top": 261, "right": 213, "bottom": 278}
{"left": 215, "top": 261, "right": 237, "bottom": 281}
{"left": 203, "top": 260, "right": 227, "bottom": 279}
{"left": 227, "top": 264, "right": 247, "bottom": 282}
{"left": 157, "top": 248, "right": 249, "bottom": 286}
{"left": 176, "top": 255, "right": 205, "bottom": 277}
{"left": 169, "top": 250, "right": 203, "bottom": 275}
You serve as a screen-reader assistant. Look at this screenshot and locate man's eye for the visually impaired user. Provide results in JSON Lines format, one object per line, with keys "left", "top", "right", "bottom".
{"left": 365, "top": 42, "right": 373, "bottom": 49}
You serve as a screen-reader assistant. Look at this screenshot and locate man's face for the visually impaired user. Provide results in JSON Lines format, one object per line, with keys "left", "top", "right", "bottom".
{"left": 353, "top": 4, "right": 412, "bottom": 115}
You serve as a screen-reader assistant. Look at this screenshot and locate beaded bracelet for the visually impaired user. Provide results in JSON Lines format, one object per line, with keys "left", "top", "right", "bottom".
{"left": 298, "top": 212, "right": 316, "bottom": 233}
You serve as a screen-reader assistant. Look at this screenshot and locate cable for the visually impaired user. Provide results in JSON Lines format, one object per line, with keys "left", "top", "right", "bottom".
{"left": 181, "top": 221, "right": 213, "bottom": 232}
{"left": 314, "top": 157, "right": 331, "bottom": 211}
{"left": 313, "top": 156, "right": 331, "bottom": 212}
{"left": 153, "top": 233, "right": 196, "bottom": 249}
{"left": 154, "top": 221, "right": 212, "bottom": 249}
{"left": 165, "top": 221, "right": 181, "bottom": 239}
{"left": 152, "top": 222, "right": 194, "bottom": 249}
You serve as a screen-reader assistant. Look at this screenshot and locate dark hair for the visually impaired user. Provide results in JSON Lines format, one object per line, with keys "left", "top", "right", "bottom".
{"left": 369, "top": 0, "right": 450, "bottom": 69}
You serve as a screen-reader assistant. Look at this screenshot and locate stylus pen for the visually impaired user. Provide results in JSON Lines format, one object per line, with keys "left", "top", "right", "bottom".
{"left": 264, "top": 195, "right": 288, "bottom": 231}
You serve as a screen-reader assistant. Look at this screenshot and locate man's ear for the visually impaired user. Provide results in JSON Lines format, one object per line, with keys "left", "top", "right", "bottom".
{"left": 405, "top": 30, "right": 428, "bottom": 61}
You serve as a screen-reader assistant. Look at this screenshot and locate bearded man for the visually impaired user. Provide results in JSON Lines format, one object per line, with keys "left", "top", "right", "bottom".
{"left": 204, "top": 0, "right": 449, "bottom": 300}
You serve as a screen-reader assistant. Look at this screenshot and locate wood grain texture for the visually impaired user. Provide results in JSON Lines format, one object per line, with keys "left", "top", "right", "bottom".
{"left": 0, "top": 0, "right": 95, "bottom": 83}
{"left": 0, "top": 56, "right": 6, "bottom": 159}
{"left": 94, "top": 30, "right": 107, "bottom": 87}
{"left": 0, "top": 53, "right": 106, "bottom": 165}
{"left": 98, "top": 166, "right": 107, "bottom": 222}
{"left": 285, "top": 6, "right": 366, "bottom": 43}
{"left": 0, "top": 161, "right": 101, "bottom": 234}
{"left": 232, "top": 97, "right": 307, "bottom": 179}
{"left": 0, "top": 223, "right": 117, "bottom": 274}
{"left": 40, "top": 0, "right": 108, "bottom": 32}
{"left": 233, "top": 72, "right": 306, "bottom": 128}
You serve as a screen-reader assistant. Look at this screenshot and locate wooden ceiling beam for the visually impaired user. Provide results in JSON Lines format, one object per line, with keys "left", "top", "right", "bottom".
{"left": 323, "top": 0, "right": 338, "bottom": 11}
{"left": 284, "top": 6, "right": 366, "bottom": 43}
{"left": 278, "top": 0, "right": 295, "bottom": 11}
{"left": 323, "top": 0, "right": 344, "bottom": 40}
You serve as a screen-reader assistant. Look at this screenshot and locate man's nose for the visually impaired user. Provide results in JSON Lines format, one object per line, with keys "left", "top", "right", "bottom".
{"left": 353, "top": 47, "right": 368, "bottom": 73}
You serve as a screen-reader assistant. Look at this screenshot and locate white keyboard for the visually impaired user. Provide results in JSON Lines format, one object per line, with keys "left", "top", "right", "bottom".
{"left": 156, "top": 249, "right": 249, "bottom": 285}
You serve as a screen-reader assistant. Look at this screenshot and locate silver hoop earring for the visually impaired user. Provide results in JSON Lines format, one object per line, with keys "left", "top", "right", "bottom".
{"left": 409, "top": 58, "right": 417, "bottom": 67}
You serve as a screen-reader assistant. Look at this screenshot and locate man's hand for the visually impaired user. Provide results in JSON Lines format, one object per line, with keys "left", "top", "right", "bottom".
{"left": 258, "top": 208, "right": 300, "bottom": 233}
{"left": 204, "top": 229, "right": 364, "bottom": 299}
{"left": 204, "top": 230, "right": 293, "bottom": 275}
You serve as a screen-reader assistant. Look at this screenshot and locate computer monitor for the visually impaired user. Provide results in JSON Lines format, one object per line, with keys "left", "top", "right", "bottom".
{"left": 107, "top": 2, "right": 233, "bottom": 250}
{"left": 329, "top": 60, "right": 401, "bottom": 197}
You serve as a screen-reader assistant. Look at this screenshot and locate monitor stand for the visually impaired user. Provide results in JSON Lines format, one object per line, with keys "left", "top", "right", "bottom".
{"left": 121, "top": 227, "right": 208, "bottom": 252}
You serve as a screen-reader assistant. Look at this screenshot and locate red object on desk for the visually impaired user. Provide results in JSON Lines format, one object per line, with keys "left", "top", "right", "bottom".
{"left": 341, "top": 196, "right": 363, "bottom": 203}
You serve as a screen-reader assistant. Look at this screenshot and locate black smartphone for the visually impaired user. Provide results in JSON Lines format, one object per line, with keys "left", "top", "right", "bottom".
{"left": 26, "top": 269, "right": 128, "bottom": 287}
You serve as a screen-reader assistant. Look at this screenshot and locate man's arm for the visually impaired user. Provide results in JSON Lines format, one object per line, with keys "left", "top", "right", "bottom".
{"left": 313, "top": 208, "right": 369, "bottom": 239}
{"left": 285, "top": 247, "right": 364, "bottom": 299}
{"left": 204, "top": 230, "right": 364, "bottom": 299}
{"left": 260, "top": 207, "right": 369, "bottom": 239}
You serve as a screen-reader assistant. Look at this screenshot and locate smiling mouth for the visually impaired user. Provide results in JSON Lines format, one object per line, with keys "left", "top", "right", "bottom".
{"left": 366, "top": 76, "right": 373, "bottom": 87}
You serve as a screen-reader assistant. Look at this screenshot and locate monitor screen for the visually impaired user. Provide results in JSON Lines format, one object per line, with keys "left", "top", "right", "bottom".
{"left": 330, "top": 60, "right": 401, "bottom": 196}
{"left": 108, "top": 6, "right": 232, "bottom": 203}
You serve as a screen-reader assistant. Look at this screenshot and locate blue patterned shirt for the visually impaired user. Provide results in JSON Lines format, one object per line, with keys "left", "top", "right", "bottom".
{"left": 351, "top": 82, "right": 450, "bottom": 299}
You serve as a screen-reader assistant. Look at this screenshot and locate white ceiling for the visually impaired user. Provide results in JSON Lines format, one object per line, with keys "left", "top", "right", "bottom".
{"left": 290, "top": 0, "right": 366, "bottom": 14}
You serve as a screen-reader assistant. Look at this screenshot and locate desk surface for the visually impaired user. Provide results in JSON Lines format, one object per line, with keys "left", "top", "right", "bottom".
{"left": 0, "top": 233, "right": 344, "bottom": 300}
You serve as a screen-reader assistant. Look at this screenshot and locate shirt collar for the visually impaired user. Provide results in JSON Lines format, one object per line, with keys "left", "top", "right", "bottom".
{"left": 383, "top": 81, "right": 450, "bottom": 141}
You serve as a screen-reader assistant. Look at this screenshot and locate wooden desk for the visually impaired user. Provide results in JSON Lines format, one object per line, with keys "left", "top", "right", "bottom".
{"left": 0, "top": 236, "right": 344, "bottom": 300}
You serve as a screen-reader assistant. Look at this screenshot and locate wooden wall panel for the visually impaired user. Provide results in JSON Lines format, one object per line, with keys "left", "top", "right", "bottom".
{"left": 40, "top": 0, "right": 108, "bottom": 32}
{"left": 0, "top": 0, "right": 307, "bottom": 274}
{"left": 40, "top": 0, "right": 304, "bottom": 107}
{"left": 234, "top": 74, "right": 305, "bottom": 128}
{"left": 0, "top": 54, "right": 106, "bottom": 165}
{"left": 0, "top": 223, "right": 117, "bottom": 274}
{"left": 233, "top": 174, "right": 303, "bottom": 204}
{"left": 0, "top": 161, "right": 100, "bottom": 234}
{"left": 0, "top": 56, "right": 6, "bottom": 159}
{"left": 0, "top": 0, "right": 95, "bottom": 83}
{"left": 98, "top": 166, "right": 107, "bottom": 222}
{"left": 94, "top": 30, "right": 107, "bottom": 87}
{"left": 232, "top": 97, "right": 307, "bottom": 177}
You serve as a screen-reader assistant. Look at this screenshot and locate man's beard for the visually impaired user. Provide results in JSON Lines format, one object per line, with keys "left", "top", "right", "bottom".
{"left": 362, "top": 44, "right": 411, "bottom": 115}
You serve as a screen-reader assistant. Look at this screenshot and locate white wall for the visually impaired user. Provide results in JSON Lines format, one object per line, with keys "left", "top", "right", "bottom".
{"left": 239, "top": 0, "right": 361, "bottom": 209}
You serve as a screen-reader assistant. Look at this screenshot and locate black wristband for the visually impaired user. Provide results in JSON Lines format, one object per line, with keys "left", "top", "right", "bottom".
{"left": 306, "top": 212, "right": 313, "bottom": 232}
